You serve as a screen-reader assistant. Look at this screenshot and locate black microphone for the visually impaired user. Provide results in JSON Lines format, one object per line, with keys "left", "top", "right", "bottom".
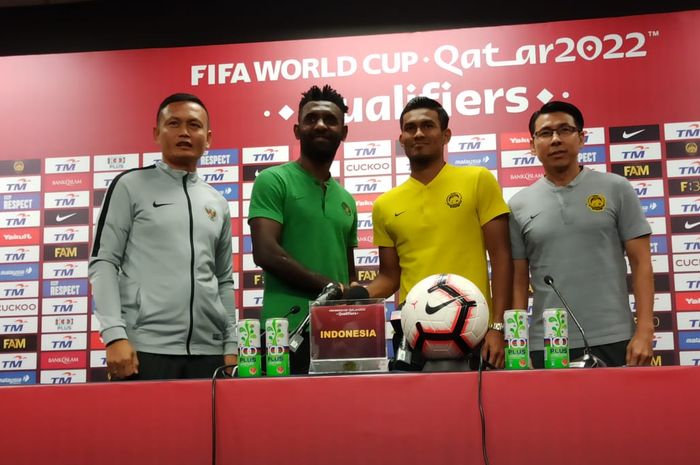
{"left": 259, "top": 305, "right": 301, "bottom": 338}
{"left": 543, "top": 275, "right": 606, "bottom": 368}
{"left": 289, "top": 283, "right": 342, "bottom": 353}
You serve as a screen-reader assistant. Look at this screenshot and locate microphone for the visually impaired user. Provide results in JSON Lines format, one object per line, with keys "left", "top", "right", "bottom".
{"left": 289, "top": 282, "right": 342, "bottom": 353}
{"left": 543, "top": 275, "right": 606, "bottom": 368}
{"left": 259, "top": 305, "right": 301, "bottom": 338}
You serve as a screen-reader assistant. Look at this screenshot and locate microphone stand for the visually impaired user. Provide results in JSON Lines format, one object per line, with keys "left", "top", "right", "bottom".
{"left": 543, "top": 275, "right": 606, "bottom": 368}
{"left": 289, "top": 283, "right": 342, "bottom": 352}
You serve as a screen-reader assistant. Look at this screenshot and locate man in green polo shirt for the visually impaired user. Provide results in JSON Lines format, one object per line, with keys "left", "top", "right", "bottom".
{"left": 248, "top": 84, "right": 358, "bottom": 374}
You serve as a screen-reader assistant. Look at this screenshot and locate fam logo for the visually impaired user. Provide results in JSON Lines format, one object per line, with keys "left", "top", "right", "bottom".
{"left": 586, "top": 194, "right": 606, "bottom": 212}
{"left": 446, "top": 192, "right": 462, "bottom": 208}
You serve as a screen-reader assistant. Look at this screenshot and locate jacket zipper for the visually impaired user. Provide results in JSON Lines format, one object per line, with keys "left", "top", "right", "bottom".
{"left": 183, "top": 174, "right": 195, "bottom": 355}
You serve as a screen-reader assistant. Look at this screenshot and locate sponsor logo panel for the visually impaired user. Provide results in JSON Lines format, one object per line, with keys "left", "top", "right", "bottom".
{"left": 45, "top": 156, "right": 90, "bottom": 174}
{"left": 448, "top": 134, "right": 497, "bottom": 153}
{"left": 354, "top": 248, "right": 379, "bottom": 267}
{"left": 577, "top": 146, "right": 606, "bottom": 164}
{"left": 678, "top": 331, "right": 700, "bottom": 350}
{"left": 0, "top": 159, "right": 42, "bottom": 176}
{"left": 43, "top": 173, "right": 92, "bottom": 192}
{"left": 629, "top": 293, "right": 672, "bottom": 313}
{"left": 199, "top": 166, "right": 239, "bottom": 184}
{"left": 42, "top": 351, "right": 87, "bottom": 369}
{"left": 1, "top": 176, "right": 41, "bottom": 194}
{"left": 500, "top": 167, "right": 544, "bottom": 187}
{"left": 0, "top": 353, "right": 37, "bottom": 370}
{"left": 41, "top": 314, "right": 88, "bottom": 333}
{"left": 357, "top": 229, "right": 374, "bottom": 248}
{"left": 669, "top": 197, "right": 700, "bottom": 215}
{"left": 40, "top": 369, "right": 87, "bottom": 384}
{"left": 447, "top": 152, "right": 497, "bottom": 170}
{"left": 581, "top": 127, "right": 605, "bottom": 145}
{"left": 664, "top": 122, "right": 700, "bottom": 141}
{"left": 43, "top": 226, "right": 90, "bottom": 244}
{"left": 0, "top": 281, "right": 39, "bottom": 299}
{"left": 0, "top": 298, "right": 39, "bottom": 316}
{"left": 652, "top": 332, "right": 674, "bottom": 351}
{"left": 198, "top": 149, "right": 239, "bottom": 166}
{"left": 668, "top": 178, "right": 700, "bottom": 196}
{"left": 679, "top": 351, "right": 700, "bottom": 366}
{"left": 671, "top": 235, "right": 700, "bottom": 253}
{"left": 673, "top": 253, "right": 700, "bottom": 272}
{"left": 42, "top": 297, "right": 88, "bottom": 314}
{"left": 41, "top": 333, "right": 88, "bottom": 351}
{"left": 608, "top": 125, "right": 660, "bottom": 143}
{"left": 343, "top": 157, "right": 393, "bottom": 176}
{"left": 649, "top": 235, "right": 667, "bottom": 254}
{"left": 500, "top": 149, "right": 541, "bottom": 168}
{"left": 674, "top": 273, "right": 700, "bottom": 292}
{"left": 343, "top": 140, "right": 392, "bottom": 158}
{"left": 1, "top": 246, "right": 40, "bottom": 263}
{"left": 242, "top": 289, "right": 263, "bottom": 308}
{"left": 0, "top": 370, "right": 36, "bottom": 385}
{"left": 675, "top": 291, "right": 700, "bottom": 311}
{"left": 677, "top": 312, "right": 700, "bottom": 330}
{"left": 89, "top": 350, "right": 106, "bottom": 368}
{"left": 639, "top": 198, "right": 665, "bottom": 217}
{"left": 610, "top": 161, "right": 662, "bottom": 179}
{"left": 629, "top": 180, "right": 664, "bottom": 198}
{"left": 499, "top": 132, "right": 530, "bottom": 150}
{"left": 0, "top": 316, "right": 38, "bottom": 334}
{"left": 93, "top": 153, "right": 139, "bottom": 172}
{"left": 44, "top": 191, "right": 90, "bottom": 209}
{"left": 666, "top": 159, "right": 700, "bottom": 178}
{"left": 344, "top": 175, "right": 392, "bottom": 194}
{"left": 609, "top": 142, "right": 662, "bottom": 162}
{"left": 666, "top": 140, "right": 699, "bottom": 158}
{"left": 0, "top": 210, "right": 41, "bottom": 228}
{"left": 0, "top": 193, "right": 41, "bottom": 211}
{"left": 0, "top": 334, "right": 37, "bottom": 352}
{"left": 43, "top": 244, "right": 89, "bottom": 262}
{"left": 242, "top": 146, "right": 289, "bottom": 164}
{"left": 243, "top": 271, "right": 264, "bottom": 289}
{"left": 0, "top": 263, "right": 39, "bottom": 281}
{"left": 43, "top": 208, "right": 90, "bottom": 226}
{"left": 648, "top": 351, "right": 676, "bottom": 366}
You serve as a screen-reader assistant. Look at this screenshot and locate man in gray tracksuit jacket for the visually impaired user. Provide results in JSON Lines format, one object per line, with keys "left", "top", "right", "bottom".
{"left": 89, "top": 93, "right": 237, "bottom": 380}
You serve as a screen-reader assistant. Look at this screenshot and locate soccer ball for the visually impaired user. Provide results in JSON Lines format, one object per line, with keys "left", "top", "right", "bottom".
{"left": 401, "top": 273, "right": 489, "bottom": 359}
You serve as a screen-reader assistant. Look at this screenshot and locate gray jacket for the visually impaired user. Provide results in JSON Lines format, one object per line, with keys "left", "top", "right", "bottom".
{"left": 89, "top": 161, "right": 237, "bottom": 355}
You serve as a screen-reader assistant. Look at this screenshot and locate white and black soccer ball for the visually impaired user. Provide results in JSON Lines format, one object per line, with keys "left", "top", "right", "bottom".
{"left": 401, "top": 273, "right": 489, "bottom": 359}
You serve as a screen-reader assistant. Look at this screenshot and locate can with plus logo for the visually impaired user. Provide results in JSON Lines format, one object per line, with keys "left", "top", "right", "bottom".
{"left": 543, "top": 308, "right": 569, "bottom": 369}
{"left": 238, "top": 319, "right": 261, "bottom": 377}
{"left": 265, "top": 318, "right": 290, "bottom": 377}
{"left": 504, "top": 309, "right": 529, "bottom": 370}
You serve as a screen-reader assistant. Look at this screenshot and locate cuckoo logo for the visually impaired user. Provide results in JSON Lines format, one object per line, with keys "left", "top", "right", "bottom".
{"left": 1, "top": 193, "right": 40, "bottom": 211}
{"left": 343, "top": 158, "right": 393, "bottom": 176}
{"left": 0, "top": 299, "right": 38, "bottom": 316}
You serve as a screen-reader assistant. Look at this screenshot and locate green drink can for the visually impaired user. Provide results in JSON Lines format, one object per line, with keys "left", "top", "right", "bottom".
{"left": 504, "top": 309, "right": 529, "bottom": 370}
{"left": 238, "top": 319, "right": 261, "bottom": 377}
{"left": 265, "top": 318, "right": 290, "bottom": 377}
{"left": 543, "top": 308, "right": 569, "bottom": 369}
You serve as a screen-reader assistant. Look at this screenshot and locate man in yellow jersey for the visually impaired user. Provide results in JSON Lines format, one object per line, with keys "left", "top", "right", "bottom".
{"left": 356, "top": 96, "right": 512, "bottom": 369}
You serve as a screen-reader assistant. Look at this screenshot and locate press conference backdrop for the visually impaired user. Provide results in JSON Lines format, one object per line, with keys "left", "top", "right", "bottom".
{"left": 0, "top": 11, "right": 698, "bottom": 385}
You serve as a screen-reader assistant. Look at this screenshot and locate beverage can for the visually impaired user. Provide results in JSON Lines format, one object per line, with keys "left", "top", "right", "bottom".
{"left": 265, "top": 318, "right": 290, "bottom": 377}
{"left": 543, "top": 308, "right": 569, "bottom": 369}
{"left": 238, "top": 319, "right": 261, "bottom": 377}
{"left": 504, "top": 309, "right": 529, "bottom": 370}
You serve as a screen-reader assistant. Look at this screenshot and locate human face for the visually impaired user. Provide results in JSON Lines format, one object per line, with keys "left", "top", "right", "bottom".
{"left": 399, "top": 108, "right": 451, "bottom": 165}
{"left": 530, "top": 112, "right": 584, "bottom": 176}
{"left": 154, "top": 101, "right": 211, "bottom": 171}
{"left": 294, "top": 101, "right": 347, "bottom": 164}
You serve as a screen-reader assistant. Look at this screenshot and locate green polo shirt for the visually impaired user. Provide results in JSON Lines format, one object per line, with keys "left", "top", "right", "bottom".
{"left": 248, "top": 161, "right": 358, "bottom": 331}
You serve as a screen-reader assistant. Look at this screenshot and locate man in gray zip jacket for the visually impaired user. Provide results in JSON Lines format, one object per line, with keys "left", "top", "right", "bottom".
{"left": 89, "top": 93, "right": 237, "bottom": 380}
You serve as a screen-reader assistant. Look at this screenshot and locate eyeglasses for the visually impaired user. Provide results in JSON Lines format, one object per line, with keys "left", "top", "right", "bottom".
{"left": 533, "top": 125, "right": 580, "bottom": 139}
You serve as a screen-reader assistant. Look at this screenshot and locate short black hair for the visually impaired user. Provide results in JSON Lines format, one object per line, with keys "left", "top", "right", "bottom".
{"left": 298, "top": 85, "right": 348, "bottom": 116}
{"left": 400, "top": 96, "right": 449, "bottom": 130}
{"left": 157, "top": 93, "right": 209, "bottom": 124}
{"left": 528, "top": 101, "right": 584, "bottom": 135}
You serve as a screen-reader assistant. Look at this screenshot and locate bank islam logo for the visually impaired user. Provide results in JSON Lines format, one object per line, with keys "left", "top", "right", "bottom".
{"left": 664, "top": 121, "right": 700, "bottom": 141}
{"left": 242, "top": 146, "right": 290, "bottom": 164}
{"left": 344, "top": 140, "right": 391, "bottom": 159}
{"left": 45, "top": 156, "right": 90, "bottom": 174}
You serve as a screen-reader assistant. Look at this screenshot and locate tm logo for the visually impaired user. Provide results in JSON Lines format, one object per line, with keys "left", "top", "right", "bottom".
{"left": 686, "top": 280, "right": 700, "bottom": 289}
{"left": 357, "top": 251, "right": 379, "bottom": 265}
{"left": 684, "top": 238, "right": 700, "bottom": 251}
{"left": 355, "top": 178, "right": 381, "bottom": 193}
{"left": 357, "top": 218, "right": 373, "bottom": 229}
{"left": 202, "top": 168, "right": 226, "bottom": 182}
{"left": 679, "top": 161, "right": 700, "bottom": 176}
{"left": 5, "top": 213, "right": 29, "bottom": 227}
{"left": 3, "top": 283, "right": 29, "bottom": 297}
{"left": 54, "top": 159, "right": 79, "bottom": 172}
{"left": 51, "top": 335, "right": 77, "bottom": 349}
{"left": 252, "top": 149, "right": 277, "bottom": 162}
{"left": 5, "top": 178, "right": 29, "bottom": 191}
{"left": 4, "top": 248, "right": 28, "bottom": 261}
{"left": 633, "top": 182, "right": 652, "bottom": 196}
{"left": 51, "top": 372, "right": 77, "bottom": 384}
{"left": 52, "top": 299, "right": 78, "bottom": 312}
{"left": 621, "top": 145, "right": 649, "bottom": 159}
{"left": 53, "top": 228, "right": 78, "bottom": 242}
{"left": 676, "top": 124, "right": 700, "bottom": 139}
{"left": 513, "top": 154, "right": 537, "bottom": 165}
{"left": 1, "top": 355, "right": 26, "bottom": 369}
{"left": 54, "top": 193, "right": 77, "bottom": 207}
{"left": 458, "top": 137, "right": 485, "bottom": 151}
{"left": 681, "top": 199, "right": 700, "bottom": 213}
{"left": 354, "top": 142, "right": 380, "bottom": 157}
{"left": 53, "top": 264, "right": 78, "bottom": 277}
{"left": 2, "top": 319, "right": 27, "bottom": 332}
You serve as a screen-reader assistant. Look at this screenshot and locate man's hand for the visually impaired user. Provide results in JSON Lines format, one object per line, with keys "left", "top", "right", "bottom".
{"left": 480, "top": 330, "right": 505, "bottom": 368}
{"left": 626, "top": 329, "right": 654, "bottom": 366}
{"left": 224, "top": 354, "right": 238, "bottom": 376}
{"left": 106, "top": 339, "right": 139, "bottom": 380}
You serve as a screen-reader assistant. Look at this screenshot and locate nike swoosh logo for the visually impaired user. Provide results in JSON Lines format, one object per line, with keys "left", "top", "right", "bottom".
{"left": 529, "top": 212, "right": 541, "bottom": 219}
{"left": 622, "top": 129, "right": 645, "bottom": 139}
{"left": 153, "top": 201, "right": 174, "bottom": 208}
{"left": 685, "top": 221, "right": 700, "bottom": 229}
{"left": 425, "top": 296, "right": 464, "bottom": 315}
{"left": 394, "top": 211, "right": 406, "bottom": 217}
{"left": 56, "top": 213, "right": 77, "bottom": 222}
